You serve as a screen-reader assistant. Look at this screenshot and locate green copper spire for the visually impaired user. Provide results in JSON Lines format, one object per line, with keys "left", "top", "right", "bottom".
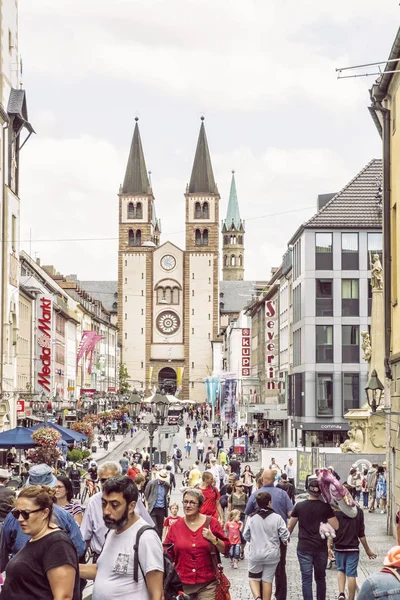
{"left": 225, "top": 171, "right": 241, "bottom": 229}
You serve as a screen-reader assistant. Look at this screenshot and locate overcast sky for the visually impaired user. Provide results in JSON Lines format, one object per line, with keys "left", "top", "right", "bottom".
{"left": 18, "top": 1, "right": 399, "bottom": 282}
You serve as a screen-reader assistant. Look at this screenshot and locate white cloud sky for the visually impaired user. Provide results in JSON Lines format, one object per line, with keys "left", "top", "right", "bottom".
{"left": 18, "top": 1, "right": 399, "bottom": 280}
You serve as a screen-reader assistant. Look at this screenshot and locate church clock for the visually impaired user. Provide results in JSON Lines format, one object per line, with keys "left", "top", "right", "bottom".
{"left": 156, "top": 311, "right": 180, "bottom": 335}
{"left": 160, "top": 254, "right": 176, "bottom": 271}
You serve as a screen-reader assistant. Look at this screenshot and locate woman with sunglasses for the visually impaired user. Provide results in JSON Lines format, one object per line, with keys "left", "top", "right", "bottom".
{"left": 54, "top": 475, "right": 83, "bottom": 525}
{"left": 0, "top": 485, "right": 80, "bottom": 600}
{"left": 165, "top": 488, "right": 230, "bottom": 599}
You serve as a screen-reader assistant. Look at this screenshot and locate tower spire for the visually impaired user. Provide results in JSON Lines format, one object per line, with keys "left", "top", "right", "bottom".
{"left": 222, "top": 170, "right": 245, "bottom": 281}
{"left": 225, "top": 170, "right": 241, "bottom": 229}
{"left": 188, "top": 117, "right": 218, "bottom": 194}
{"left": 122, "top": 118, "right": 150, "bottom": 194}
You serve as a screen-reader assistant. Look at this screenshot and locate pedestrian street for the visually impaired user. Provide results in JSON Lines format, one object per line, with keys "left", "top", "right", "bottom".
{"left": 168, "top": 418, "right": 397, "bottom": 600}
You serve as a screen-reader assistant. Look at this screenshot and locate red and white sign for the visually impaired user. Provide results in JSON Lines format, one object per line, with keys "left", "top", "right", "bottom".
{"left": 265, "top": 300, "right": 278, "bottom": 390}
{"left": 36, "top": 296, "right": 53, "bottom": 393}
{"left": 16, "top": 399, "right": 25, "bottom": 414}
{"left": 241, "top": 328, "right": 251, "bottom": 377}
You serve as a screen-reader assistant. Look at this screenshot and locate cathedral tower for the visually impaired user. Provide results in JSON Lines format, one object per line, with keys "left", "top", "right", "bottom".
{"left": 222, "top": 171, "right": 245, "bottom": 281}
{"left": 183, "top": 118, "right": 220, "bottom": 400}
{"left": 117, "top": 119, "right": 160, "bottom": 383}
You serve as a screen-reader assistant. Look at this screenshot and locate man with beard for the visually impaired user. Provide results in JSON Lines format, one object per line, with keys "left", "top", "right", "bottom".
{"left": 81, "top": 461, "right": 153, "bottom": 562}
{"left": 80, "top": 477, "right": 164, "bottom": 600}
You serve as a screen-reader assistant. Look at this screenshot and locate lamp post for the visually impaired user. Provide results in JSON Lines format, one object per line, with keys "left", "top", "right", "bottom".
{"left": 128, "top": 388, "right": 169, "bottom": 469}
{"left": 365, "top": 369, "right": 384, "bottom": 413}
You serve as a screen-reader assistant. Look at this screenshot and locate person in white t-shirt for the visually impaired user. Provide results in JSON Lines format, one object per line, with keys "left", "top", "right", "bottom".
{"left": 197, "top": 439, "right": 205, "bottom": 462}
{"left": 285, "top": 458, "right": 296, "bottom": 488}
{"left": 80, "top": 476, "right": 164, "bottom": 600}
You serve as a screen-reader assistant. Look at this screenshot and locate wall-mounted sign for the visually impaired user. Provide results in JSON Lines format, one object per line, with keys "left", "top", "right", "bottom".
{"left": 36, "top": 296, "right": 53, "bottom": 393}
{"left": 265, "top": 301, "right": 279, "bottom": 391}
{"left": 16, "top": 399, "right": 25, "bottom": 414}
{"left": 241, "top": 328, "right": 251, "bottom": 377}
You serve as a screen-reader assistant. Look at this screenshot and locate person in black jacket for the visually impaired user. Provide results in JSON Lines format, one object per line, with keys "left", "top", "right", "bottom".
{"left": 328, "top": 506, "right": 376, "bottom": 600}
{"left": 277, "top": 473, "right": 295, "bottom": 503}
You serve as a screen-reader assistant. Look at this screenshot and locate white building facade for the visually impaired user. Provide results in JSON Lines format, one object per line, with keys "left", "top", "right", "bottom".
{"left": 288, "top": 160, "right": 382, "bottom": 447}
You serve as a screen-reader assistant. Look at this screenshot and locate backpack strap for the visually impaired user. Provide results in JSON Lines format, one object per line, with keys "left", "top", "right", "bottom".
{"left": 381, "top": 567, "right": 400, "bottom": 582}
{"left": 133, "top": 525, "right": 157, "bottom": 583}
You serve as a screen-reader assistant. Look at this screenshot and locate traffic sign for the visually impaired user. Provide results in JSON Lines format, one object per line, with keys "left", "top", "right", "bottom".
{"left": 158, "top": 425, "right": 179, "bottom": 434}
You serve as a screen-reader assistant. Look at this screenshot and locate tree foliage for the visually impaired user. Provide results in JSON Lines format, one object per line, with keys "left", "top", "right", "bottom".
{"left": 119, "top": 362, "right": 132, "bottom": 394}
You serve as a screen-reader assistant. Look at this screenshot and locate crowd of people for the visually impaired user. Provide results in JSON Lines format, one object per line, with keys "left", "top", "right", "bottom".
{"left": 0, "top": 405, "right": 398, "bottom": 600}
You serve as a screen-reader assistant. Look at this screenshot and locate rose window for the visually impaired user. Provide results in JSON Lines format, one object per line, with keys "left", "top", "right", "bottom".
{"left": 156, "top": 311, "right": 180, "bottom": 335}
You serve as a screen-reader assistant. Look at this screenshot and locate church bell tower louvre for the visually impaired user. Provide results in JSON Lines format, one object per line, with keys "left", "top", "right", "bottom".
{"left": 222, "top": 170, "right": 245, "bottom": 281}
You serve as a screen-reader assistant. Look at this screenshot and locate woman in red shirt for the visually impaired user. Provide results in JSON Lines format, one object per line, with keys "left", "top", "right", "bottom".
{"left": 198, "top": 471, "right": 223, "bottom": 523}
{"left": 165, "top": 488, "right": 230, "bottom": 599}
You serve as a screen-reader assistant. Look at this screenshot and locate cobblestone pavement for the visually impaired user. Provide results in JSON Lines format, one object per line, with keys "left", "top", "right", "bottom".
{"left": 171, "top": 418, "right": 396, "bottom": 599}
{"left": 85, "top": 416, "right": 397, "bottom": 599}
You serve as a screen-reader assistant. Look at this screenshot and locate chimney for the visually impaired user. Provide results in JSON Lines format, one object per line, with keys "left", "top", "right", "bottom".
{"left": 317, "top": 193, "right": 336, "bottom": 211}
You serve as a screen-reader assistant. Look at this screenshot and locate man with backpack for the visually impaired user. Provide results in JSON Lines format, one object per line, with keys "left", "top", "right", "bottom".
{"left": 172, "top": 444, "right": 184, "bottom": 474}
{"left": 80, "top": 476, "right": 165, "bottom": 599}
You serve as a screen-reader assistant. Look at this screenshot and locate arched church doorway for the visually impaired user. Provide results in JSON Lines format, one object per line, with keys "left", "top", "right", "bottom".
{"left": 158, "top": 367, "right": 177, "bottom": 395}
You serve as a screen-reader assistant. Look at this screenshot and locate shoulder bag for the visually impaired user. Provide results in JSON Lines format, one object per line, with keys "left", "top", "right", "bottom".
{"left": 205, "top": 516, "right": 231, "bottom": 600}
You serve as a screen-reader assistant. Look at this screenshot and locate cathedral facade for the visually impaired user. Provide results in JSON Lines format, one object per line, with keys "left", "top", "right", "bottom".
{"left": 118, "top": 118, "right": 228, "bottom": 402}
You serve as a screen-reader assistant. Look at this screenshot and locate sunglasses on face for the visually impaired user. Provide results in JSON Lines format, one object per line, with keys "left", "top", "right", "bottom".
{"left": 11, "top": 508, "right": 42, "bottom": 520}
{"left": 183, "top": 500, "right": 199, "bottom": 506}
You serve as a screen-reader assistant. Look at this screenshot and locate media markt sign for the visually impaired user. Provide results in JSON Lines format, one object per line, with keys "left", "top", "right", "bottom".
{"left": 35, "top": 295, "right": 53, "bottom": 393}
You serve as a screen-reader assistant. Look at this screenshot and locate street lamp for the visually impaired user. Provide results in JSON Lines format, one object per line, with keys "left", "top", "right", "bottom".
{"left": 127, "top": 389, "right": 141, "bottom": 420}
{"left": 365, "top": 369, "right": 384, "bottom": 413}
{"left": 152, "top": 388, "right": 169, "bottom": 423}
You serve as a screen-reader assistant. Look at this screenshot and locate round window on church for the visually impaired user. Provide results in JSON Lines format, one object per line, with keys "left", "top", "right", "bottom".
{"left": 156, "top": 311, "right": 181, "bottom": 335}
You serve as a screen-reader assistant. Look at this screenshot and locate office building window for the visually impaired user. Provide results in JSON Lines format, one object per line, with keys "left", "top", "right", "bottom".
{"left": 315, "top": 233, "right": 333, "bottom": 270}
{"left": 367, "top": 232, "right": 382, "bottom": 268}
{"left": 368, "top": 279, "right": 372, "bottom": 316}
{"left": 343, "top": 373, "right": 360, "bottom": 414}
{"left": 293, "top": 329, "right": 302, "bottom": 367}
{"left": 293, "top": 239, "right": 302, "bottom": 280}
{"left": 293, "top": 284, "right": 301, "bottom": 323}
{"left": 342, "top": 279, "right": 359, "bottom": 316}
{"left": 316, "top": 279, "right": 333, "bottom": 316}
{"left": 316, "top": 373, "right": 333, "bottom": 417}
{"left": 341, "top": 233, "right": 359, "bottom": 270}
{"left": 316, "top": 325, "right": 333, "bottom": 363}
{"left": 289, "top": 372, "right": 304, "bottom": 417}
{"left": 342, "top": 325, "right": 359, "bottom": 363}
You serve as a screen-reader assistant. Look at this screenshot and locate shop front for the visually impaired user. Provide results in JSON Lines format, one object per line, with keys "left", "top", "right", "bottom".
{"left": 293, "top": 421, "right": 350, "bottom": 448}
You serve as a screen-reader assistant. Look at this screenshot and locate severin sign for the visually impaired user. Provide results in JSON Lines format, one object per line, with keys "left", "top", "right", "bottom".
{"left": 265, "top": 300, "right": 278, "bottom": 390}
{"left": 37, "top": 296, "right": 52, "bottom": 392}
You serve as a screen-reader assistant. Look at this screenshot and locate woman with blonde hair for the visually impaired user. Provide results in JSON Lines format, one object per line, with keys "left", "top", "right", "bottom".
{"left": 0, "top": 485, "right": 80, "bottom": 599}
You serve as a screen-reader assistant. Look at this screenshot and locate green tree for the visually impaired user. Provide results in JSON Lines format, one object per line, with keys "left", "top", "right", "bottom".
{"left": 119, "top": 362, "right": 132, "bottom": 394}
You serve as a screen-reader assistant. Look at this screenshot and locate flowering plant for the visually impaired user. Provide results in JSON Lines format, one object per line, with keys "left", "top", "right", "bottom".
{"left": 71, "top": 420, "right": 94, "bottom": 445}
{"left": 30, "top": 427, "right": 62, "bottom": 466}
{"left": 32, "top": 427, "right": 61, "bottom": 446}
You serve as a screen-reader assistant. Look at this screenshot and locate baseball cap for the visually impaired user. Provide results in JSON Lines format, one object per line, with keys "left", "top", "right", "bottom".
{"left": 307, "top": 478, "right": 320, "bottom": 495}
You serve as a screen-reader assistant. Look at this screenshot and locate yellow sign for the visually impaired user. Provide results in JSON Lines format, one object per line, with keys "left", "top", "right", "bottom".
{"left": 63, "top": 409, "right": 69, "bottom": 415}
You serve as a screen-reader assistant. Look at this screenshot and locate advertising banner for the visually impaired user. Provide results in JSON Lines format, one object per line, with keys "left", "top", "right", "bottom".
{"left": 223, "top": 379, "right": 237, "bottom": 425}
{"left": 35, "top": 295, "right": 53, "bottom": 393}
{"left": 241, "top": 328, "right": 251, "bottom": 377}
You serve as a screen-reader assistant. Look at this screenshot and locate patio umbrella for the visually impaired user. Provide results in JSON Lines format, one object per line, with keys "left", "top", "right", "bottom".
{"left": 0, "top": 426, "right": 36, "bottom": 449}
{"left": 31, "top": 422, "right": 87, "bottom": 443}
